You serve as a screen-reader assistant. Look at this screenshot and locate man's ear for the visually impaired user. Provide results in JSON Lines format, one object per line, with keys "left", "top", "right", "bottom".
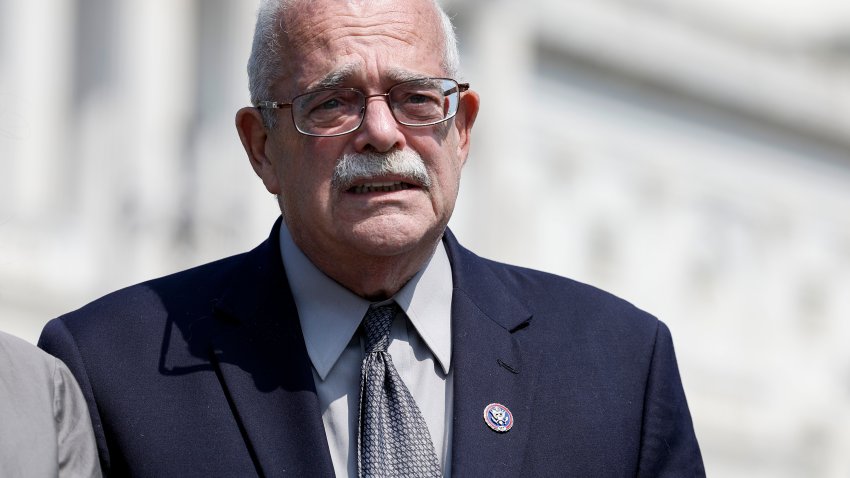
{"left": 453, "top": 89, "right": 480, "bottom": 167}
{"left": 236, "top": 107, "right": 281, "bottom": 194}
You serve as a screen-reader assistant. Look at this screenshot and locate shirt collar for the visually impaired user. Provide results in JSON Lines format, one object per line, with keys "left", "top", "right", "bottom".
{"left": 279, "top": 220, "right": 453, "bottom": 380}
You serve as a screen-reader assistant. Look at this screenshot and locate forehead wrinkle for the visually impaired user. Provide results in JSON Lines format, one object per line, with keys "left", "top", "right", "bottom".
{"left": 280, "top": 2, "right": 444, "bottom": 94}
{"left": 286, "top": 7, "right": 433, "bottom": 59}
{"left": 305, "top": 26, "right": 423, "bottom": 57}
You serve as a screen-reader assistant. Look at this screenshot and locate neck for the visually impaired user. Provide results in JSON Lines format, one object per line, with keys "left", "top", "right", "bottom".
{"left": 295, "top": 235, "right": 440, "bottom": 301}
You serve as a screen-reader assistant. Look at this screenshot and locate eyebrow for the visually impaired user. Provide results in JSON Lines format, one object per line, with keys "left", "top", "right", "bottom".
{"left": 304, "top": 65, "right": 435, "bottom": 94}
{"left": 306, "top": 64, "right": 359, "bottom": 92}
{"left": 385, "top": 68, "right": 431, "bottom": 83}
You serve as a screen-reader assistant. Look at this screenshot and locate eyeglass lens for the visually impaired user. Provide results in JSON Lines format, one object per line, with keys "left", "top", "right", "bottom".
{"left": 292, "top": 78, "right": 460, "bottom": 136}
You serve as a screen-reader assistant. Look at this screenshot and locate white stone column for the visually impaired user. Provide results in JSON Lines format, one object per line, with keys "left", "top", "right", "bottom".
{"left": 189, "top": 0, "right": 280, "bottom": 262}
{"left": 2, "top": 0, "right": 75, "bottom": 219}
{"left": 448, "top": 0, "right": 540, "bottom": 265}
{"left": 0, "top": 0, "right": 77, "bottom": 341}
{"left": 114, "top": 0, "right": 197, "bottom": 280}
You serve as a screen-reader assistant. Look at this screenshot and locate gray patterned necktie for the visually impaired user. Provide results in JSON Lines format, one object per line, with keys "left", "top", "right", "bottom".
{"left": 357, "top": 303, "right": 442, "bottom": 478}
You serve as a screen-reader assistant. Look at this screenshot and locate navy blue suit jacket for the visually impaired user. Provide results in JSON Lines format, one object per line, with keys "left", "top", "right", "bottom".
{"left": 39, "top": 218, "right": 704, "bottom": 476}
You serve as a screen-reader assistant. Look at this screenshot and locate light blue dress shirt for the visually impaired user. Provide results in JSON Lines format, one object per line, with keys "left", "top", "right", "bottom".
{"left": 279, "top": 221, "right": 454, "bottom": 477}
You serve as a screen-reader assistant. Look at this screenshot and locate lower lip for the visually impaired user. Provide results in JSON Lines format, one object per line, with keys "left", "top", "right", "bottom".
{"left": 342, "top": 186, "right": 422, "bottom": 203}
{"left": 345, "top": 183, "right": 420, "bottom": 195}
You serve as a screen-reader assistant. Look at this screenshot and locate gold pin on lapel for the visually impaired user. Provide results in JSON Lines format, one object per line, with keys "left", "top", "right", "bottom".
{"left": 483, "top": 403, "right": 513, "bottom": 432}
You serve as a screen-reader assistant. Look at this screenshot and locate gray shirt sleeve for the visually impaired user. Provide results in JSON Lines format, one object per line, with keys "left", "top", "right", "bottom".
{"left": 0, "top": 331, "right": 101, "bottom": 478}
{"left": 54, "top": 358, "right": 101, "bottom": 478}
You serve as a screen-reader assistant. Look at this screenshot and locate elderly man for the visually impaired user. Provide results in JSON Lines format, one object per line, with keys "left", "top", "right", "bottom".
{"left": 39, "top": 0, "right": 704, "bottom": 476}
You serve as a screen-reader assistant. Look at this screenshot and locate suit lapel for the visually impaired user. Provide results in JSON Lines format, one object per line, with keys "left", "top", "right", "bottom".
{"left": 209, "top": 218, "right": 334, "bottom": 478}
{"left": 444, "top": 231, "right": 540, "bottom": 476}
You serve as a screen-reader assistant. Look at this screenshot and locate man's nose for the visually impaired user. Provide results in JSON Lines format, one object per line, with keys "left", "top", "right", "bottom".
{"left": 351, "top": 95, "right": 406, "bottom": 153}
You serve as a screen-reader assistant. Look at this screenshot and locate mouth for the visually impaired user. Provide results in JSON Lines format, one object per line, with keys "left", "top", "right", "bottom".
{"left": 347, "top": 180, "right": 419, "bottom": 194}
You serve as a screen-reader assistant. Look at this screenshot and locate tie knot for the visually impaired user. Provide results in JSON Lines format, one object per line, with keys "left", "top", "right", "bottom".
{"left": 363, "top": 303, "right": 397, "bottom": 353}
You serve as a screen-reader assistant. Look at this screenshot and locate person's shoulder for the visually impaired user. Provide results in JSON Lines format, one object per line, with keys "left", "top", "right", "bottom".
{"left": 452, "top": 240, "right": 659, "bottom": 336}
{"left": 0, "top": 330, "right": 54, "bottom": 365}
{"left": 0, "top": 330, "right": 59, "bottom": 385}
{"left": 88, "top": 251, "right": 245, "bottom": 307}
{"left": 482, "top": 255, "right": 663, "bottom": 344}
{"left": 490, "top": 255, "right": 647, "bottom": 308}
{"left": 48, "top": 251, "right": 250, "bottom": 336}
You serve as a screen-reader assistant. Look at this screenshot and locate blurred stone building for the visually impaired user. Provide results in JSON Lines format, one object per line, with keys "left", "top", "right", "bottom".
{"left": 1, "top": 0, "right": 849, "bottom": 476}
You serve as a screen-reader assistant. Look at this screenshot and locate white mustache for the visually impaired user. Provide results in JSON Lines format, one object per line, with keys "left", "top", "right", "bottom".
{"left": 331, "top": 150, "right": 431, "bottom": 191}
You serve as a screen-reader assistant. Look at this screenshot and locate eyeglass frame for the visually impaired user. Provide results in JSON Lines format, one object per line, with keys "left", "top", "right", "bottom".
{"left": 255, "top": 77, "right": 470, "bottom": 137}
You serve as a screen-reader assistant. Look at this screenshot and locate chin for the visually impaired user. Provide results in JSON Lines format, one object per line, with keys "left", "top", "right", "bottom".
{"left": 346, "top": 214, "right": 442, "bottom": 258}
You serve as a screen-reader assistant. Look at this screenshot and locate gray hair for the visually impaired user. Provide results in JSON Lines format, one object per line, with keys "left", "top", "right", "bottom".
{"left": 247, "top": 0, "right": 460, "bottom": 129}
{"left": 331, "top": 149, "right": 432, "bottom": 192}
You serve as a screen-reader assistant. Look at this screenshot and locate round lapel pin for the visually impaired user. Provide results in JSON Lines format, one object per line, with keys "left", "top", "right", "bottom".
{"left": 483, "top": 402, "right": 513, "bottom": 432}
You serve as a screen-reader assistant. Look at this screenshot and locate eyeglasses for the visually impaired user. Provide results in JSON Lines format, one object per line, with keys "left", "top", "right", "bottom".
{"left": 256, "top": 78, "right": 469, "bottom": 137}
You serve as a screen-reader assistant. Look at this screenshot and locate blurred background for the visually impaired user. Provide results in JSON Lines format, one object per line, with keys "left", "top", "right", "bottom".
{"left": 2, "top": 0, "right": 849, "bottom": 475}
